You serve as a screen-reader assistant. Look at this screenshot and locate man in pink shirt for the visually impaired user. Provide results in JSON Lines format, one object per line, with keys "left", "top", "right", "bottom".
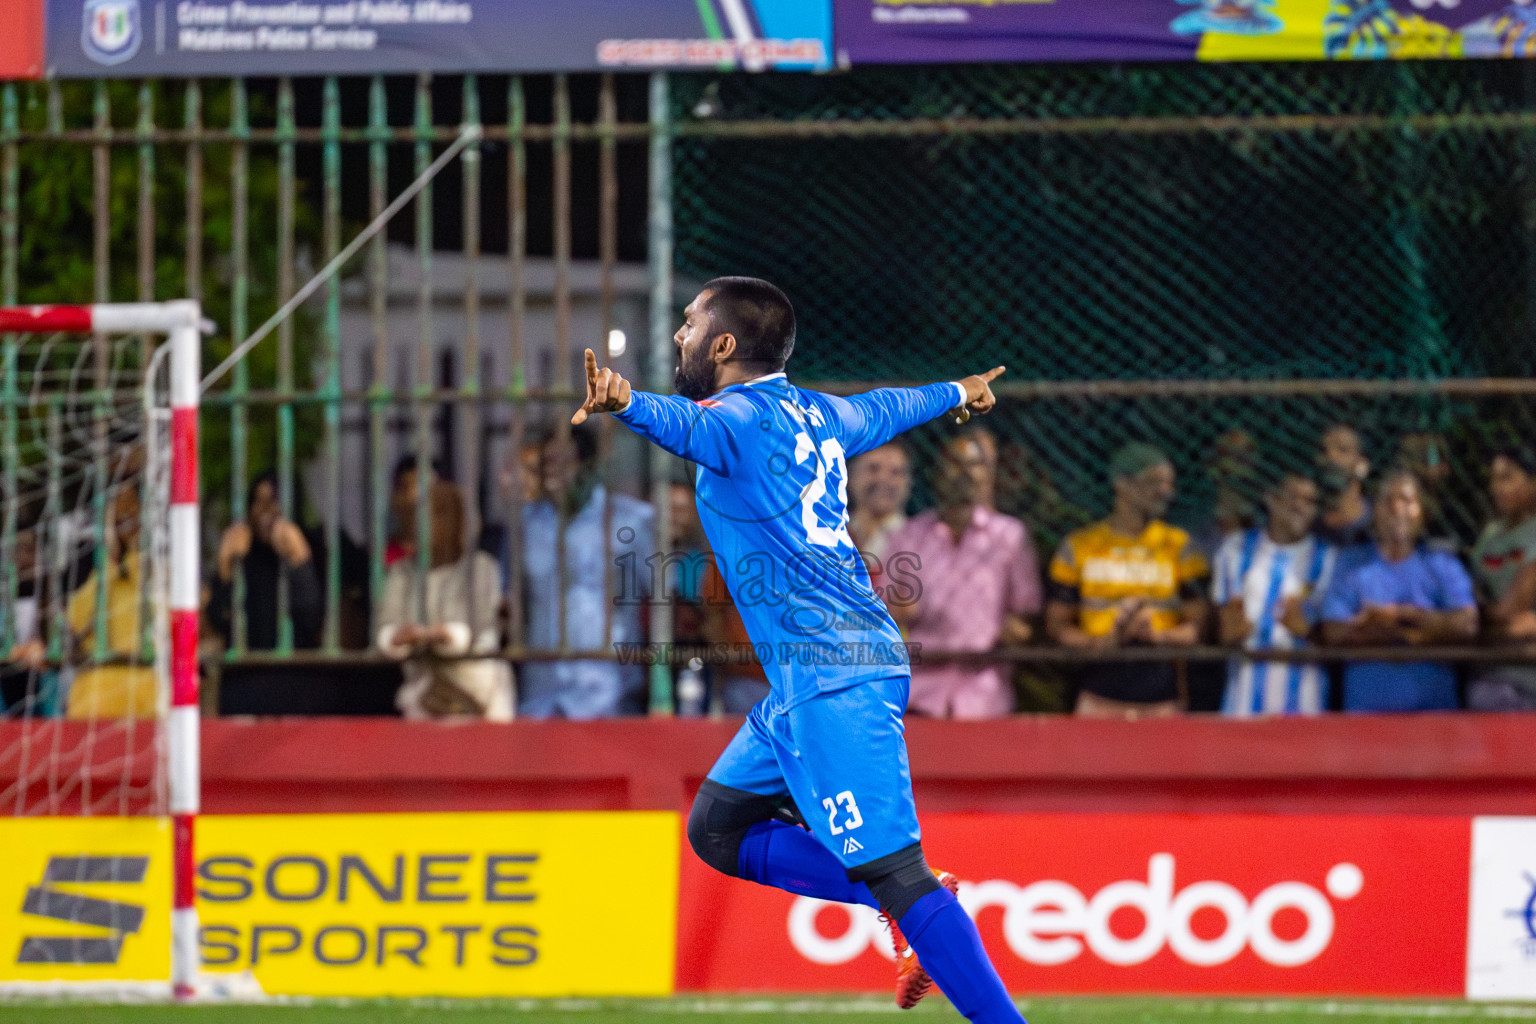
{"left": 887, "top": 430, "right": 1042, "bottom": 719}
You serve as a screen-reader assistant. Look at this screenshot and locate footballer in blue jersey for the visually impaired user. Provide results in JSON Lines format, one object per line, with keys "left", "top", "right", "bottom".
{"left": 573, "top": 277, "right": 1024, "bottom": 1022}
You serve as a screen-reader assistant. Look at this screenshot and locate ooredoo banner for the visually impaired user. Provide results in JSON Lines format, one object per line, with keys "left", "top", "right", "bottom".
{"left": 677, "top": 813, "right": 1472, "bottom": 996}
{"left": 1, "top": 1, "right": 46, "bottom": 79}
{"left": 6, "top": 810, "right": 1532, "bottom": 1000}
{"left": 46, "top": 0, "right": 832, "bottom": 78}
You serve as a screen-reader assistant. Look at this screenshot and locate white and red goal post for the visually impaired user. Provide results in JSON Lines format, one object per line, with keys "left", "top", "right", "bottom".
{"left": 0, "top": 301, "right": 202, "bottom": 997}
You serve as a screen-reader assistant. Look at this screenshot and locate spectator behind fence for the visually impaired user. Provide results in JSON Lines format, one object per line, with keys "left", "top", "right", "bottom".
{"left": 1393, "top": 431, "right": 1456, "bottom": 547}
{"left": 994, "top": 437, "right": 1093, "bottom": 540}
{"left": 483, "top": 441, "right": 546, "bottom": 593}
{"left": 1047, "top": 443, "right": 1209, "bottom": 719}
{"left": 1320, "top": 470, "right": 1477, "bottom": 712}
{"left": 667, "top": 478, "right": 713, "bottom": 708}
{"left": 209, "top": 470, "right": 322, "bottom": 651}
{"left": 887, "top": 430, "right": 1041, "bottom": 719}
{"left": 65, "top": 480, "right": 157, "bottom": 719}
{"left": 2, "top": 526, "right": 61, "bottom": 717}
{"left": 668, "top": 479, "right": 710, "bottom": 619}
{"left": 848, "top": 441, "right": 911, "bottom": 563}
{"left": 505, "top": 438, "right": 544, "bottom": 504}
{"left": 703, "top": 557, "right": 771, "bottom": 713}
{"left": 519, "top": 425, "right": 654, "bottom": 719}
{"left": 378, "top": 477, "right": 513, "bottom": 721}
{"left": 1197, "top": 428, "right": 1262, "bottom": 555}
{"left": 1212, "top": 469, "right": 1338, "bottom": 716}
{"left": 1468, "top": 448, "right": 1536, "bottom": 711}
{"left": 666, "top": 478, "right": 773, "bottom": 713}
{"left": 385, "top": 455, "right": 448, "bottom": 569}
{"left": 1316, "top": 423, "right": 1373, "bottom": 547}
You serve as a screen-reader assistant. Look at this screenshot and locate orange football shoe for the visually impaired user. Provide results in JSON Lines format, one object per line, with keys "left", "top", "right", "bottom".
{"left": 883, "top": 869, "right": 961, "bottom": 1010}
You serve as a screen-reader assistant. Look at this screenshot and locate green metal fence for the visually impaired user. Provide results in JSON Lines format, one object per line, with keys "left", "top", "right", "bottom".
{"left": 0, "top": 72, "right": 651, "bottom": 653}
{"left": 671, "top": 61, "right": 1536, "bottom": 551}
{"left": 3, "top": 62, "right": 1536, "bottom": 719}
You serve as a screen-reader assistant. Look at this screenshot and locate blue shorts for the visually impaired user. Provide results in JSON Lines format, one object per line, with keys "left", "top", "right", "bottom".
{"left": 706, "top": 676, "right": 921, "bottom": 872}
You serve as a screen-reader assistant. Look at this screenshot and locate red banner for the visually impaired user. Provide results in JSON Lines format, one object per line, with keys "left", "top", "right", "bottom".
{"left": 678, "top": 813, "right": 1470, "bottom": 996}
{"left": 0, "top": 1, "right": 44, "bottom": 79}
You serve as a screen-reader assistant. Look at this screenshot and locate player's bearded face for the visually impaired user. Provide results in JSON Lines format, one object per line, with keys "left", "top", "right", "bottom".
{"left": 674, "top": 335, "right": 717, "bottom": 400}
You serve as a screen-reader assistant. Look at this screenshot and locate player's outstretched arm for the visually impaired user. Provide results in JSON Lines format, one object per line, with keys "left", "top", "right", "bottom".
{"left": 571, "top": 348, "right": 632, "bottom": 425}
{"left": 951, "top": 365, "right": 1006, "bottom": 424}
{"left": 839, "top": 365, "right": 1007, "bottom": 458}
{"left": 572, "top": 347, "right": 739, "bottom": 472}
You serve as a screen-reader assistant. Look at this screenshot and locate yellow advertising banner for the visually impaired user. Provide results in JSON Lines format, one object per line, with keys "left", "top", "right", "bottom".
{"left": 0, "top": 817, "right": 172, "bottom": 985}
{"left": 196, "top": 812, "right": 680, "bottom": 997}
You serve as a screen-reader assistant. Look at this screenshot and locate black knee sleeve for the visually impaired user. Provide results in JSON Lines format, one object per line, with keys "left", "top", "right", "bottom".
{"left": 687, "top": 780, "right": 800, "bottom": 878}
{"left": 848, "top": 843, "right": 943, "bottom": 923}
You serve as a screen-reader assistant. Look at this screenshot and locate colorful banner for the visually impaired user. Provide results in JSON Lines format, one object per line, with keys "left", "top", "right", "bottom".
{"left": 0, "top": 817, "right": 172, "bottom": 986}
{"left": 8, "top": 811, "right": 1535, "bottom": 999}
{"left": 834, "top": 0, "right": 1536, "bottom": 65}
{"left": 678, "top": 813, "right": 1471, "bottom": 996}
{"left": 0, "top": 1, "right": 46, "bottom": 79}
{"left": 45, "top": 0, "right": 832, "bottom": 78}
{"left": 195, "top": 812, "right": 679, "bottom": 997}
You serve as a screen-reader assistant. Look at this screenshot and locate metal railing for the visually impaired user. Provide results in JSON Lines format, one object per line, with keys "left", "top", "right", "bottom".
{"left": 0, "top": 73, "right": 672, "bottom": 709}
{"left": 4, "top": 68, "right": 1536, "bottom": 719}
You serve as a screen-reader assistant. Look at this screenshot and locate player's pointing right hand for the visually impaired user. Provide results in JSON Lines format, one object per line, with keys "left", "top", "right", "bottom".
{"left": 952, "top": 365, "right": 1006, "bottom": 423}
{"left": 571, "top": 347, "right": 632, "bottom": 425}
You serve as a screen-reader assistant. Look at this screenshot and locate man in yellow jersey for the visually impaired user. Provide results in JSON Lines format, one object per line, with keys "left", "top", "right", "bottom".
{"left": 1045, "top": 443, "right": 1210, "bottom": 718}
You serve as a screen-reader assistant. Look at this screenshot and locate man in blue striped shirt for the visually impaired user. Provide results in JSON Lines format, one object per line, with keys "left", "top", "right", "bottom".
{"left": 1212, "top": 468, "right": 1337, "bottom": 716}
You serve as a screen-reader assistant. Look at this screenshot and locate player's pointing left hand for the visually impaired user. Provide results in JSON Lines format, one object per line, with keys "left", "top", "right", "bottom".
{"left": 952, "top": 365, "right": 1006, "bottom": 423}
{"left": 571, "top": 347, "right": 632, "bottom": 425}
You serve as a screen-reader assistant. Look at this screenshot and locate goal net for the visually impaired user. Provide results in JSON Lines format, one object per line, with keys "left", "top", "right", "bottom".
{"left": 0, "top": 302, "right": 201, "bottom": 997}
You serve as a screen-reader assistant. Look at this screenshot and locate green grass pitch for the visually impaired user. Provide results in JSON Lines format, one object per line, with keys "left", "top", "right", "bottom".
{"left": 2, "top": 997, "right": 1534, "bottom": 1024}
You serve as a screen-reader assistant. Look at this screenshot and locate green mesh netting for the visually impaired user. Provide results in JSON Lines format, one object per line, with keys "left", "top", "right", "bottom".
{"left": 671, "top": 62, "right": 1536, "bottom": 553}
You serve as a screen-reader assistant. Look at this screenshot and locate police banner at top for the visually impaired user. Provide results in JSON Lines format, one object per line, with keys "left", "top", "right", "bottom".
{"left": 835, "top": 0, "right": 1536, "bottom": 64}
{"left": 48, "top": 0, "right": 832, "bottom": 77}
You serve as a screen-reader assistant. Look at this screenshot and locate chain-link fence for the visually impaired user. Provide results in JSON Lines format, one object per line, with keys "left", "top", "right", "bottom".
{"left": 4, "top": 62, "right": 1536, "bottom": 721}
{"left": 672, "top": 61, "right": 1536, "bottom": 552}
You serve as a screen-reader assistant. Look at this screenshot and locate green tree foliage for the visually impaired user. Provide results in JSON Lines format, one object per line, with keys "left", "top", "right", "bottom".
{"left": 9, "top": 79, "right": 322, "bottom": 525}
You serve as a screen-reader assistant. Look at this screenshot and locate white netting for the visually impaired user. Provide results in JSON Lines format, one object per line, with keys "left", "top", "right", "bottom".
{"left": 0, "top": 329, "right": 171, "bottom": 817}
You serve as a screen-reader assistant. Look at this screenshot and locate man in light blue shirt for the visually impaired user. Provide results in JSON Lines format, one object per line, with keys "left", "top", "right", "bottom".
{"left": 517, "top": 426, "right": 654, "bottom": 719}
{"left": 1212, "top": 469, "right": 1337, "bottom": 716}
{"left": 1320, "top": 470, "right": 1477, "bottom": 712}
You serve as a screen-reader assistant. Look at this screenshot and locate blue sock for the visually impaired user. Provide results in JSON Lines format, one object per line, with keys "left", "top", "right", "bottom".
{"left": 899, "top": 887, "right": 1025, "bottom": 1024}
{"left": 736, "top": 820, "right": 879, "bottom": 909}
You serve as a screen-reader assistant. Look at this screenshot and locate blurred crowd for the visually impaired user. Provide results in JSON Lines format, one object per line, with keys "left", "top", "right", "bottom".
{"left": 856, "top": 421, "right": 1534, "bottom": 720}
{"left": 7, "top": 418, "right": 1536, "bottom": 723}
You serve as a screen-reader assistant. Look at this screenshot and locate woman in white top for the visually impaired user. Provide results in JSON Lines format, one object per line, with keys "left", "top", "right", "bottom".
{"left": 377, "top": 477, "right": 514, "bottom": 721}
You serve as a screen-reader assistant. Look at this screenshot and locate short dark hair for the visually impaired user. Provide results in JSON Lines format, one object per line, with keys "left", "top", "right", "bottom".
{"left": 1259, "top": 462, "right": 1317, "bottom": 498}
{"left": 391, "top": 454, "right": 450, "bottom": 488}
{"left": 247, "top": 468, "right": 307, "bottom": 526}
{"left": 858, "top": 438, "right": 912, "bottom": 464}
{"left": 570, "top": 423, "right": 601, "bottom": 467}
{"left": 1492, "top": 446, "right": 1536, "bottom": 477}
{"left": 531, "top": 423, "right": 600, "bottom": 468}
{"left": 943, "top": 427, "right": 996, "bottom": 466}
{"left": 702, "top": 276, "right": 796, "bottom": 371}
{"left": 1374, "top": 468, "right": 1421, "bottom": 503}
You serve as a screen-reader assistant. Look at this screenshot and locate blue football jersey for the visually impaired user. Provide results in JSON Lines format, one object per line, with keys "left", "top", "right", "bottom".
{"left": 615, "top": 372, "right": 964, "bottom": 710}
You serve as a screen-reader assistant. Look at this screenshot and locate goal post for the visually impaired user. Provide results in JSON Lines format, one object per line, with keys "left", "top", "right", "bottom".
{"left": 0, "top": 301, "right": 201, "bottom": 998}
